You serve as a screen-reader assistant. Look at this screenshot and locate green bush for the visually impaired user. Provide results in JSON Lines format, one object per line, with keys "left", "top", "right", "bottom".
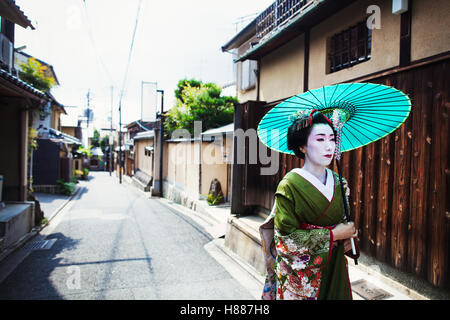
{"left": 82, "top": 168, "right": 89, "bottom": 180}
{"left": 56, "top": 179, "right": 75, "bottom": 196}
{"left": 207, "top": 192, "right": 223, "bottom": 206}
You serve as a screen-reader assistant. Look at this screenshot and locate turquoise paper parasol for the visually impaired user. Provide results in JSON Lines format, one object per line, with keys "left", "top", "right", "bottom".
{"left": 257, "top": 82, "right": 412, "bottom": 157}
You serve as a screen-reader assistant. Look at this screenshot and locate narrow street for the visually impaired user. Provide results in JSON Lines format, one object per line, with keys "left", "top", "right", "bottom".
{"left": 0, "top": 172, "right": 255, "bottom": 300}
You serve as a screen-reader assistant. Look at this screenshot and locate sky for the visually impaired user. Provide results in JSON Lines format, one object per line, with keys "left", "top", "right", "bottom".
{"left": 14, "top": 0, "right": 274, "bottom": 130}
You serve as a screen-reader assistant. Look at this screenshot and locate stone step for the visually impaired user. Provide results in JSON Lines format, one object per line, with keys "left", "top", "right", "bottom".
{"left": 0, "top": 202, "right": 34, "bottom": 252}
{"left": 224, "top": 215, "right": 266, "bottom": 275}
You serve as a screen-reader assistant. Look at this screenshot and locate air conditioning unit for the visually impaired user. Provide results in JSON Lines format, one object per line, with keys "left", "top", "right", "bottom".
{"left": 392, "top": 0, "right": 408, "bottom": 15}
{"left": 0, "top": 33, "right": 13, "bottom": 71}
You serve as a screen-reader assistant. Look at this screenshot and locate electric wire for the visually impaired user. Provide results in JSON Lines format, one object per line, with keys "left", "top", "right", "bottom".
{"left": 118, "top": 0, "right": 143, "bottom": 113}
{"left": 117, "top": 0, "right": 143, "bottom": 183}
{"left": 80, "top": 0, "right": 117, "bottom": 89}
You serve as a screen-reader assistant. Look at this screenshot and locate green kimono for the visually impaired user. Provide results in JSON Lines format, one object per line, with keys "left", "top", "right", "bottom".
{"left": 260, "top": 168, "right": 358, "bottom": 300}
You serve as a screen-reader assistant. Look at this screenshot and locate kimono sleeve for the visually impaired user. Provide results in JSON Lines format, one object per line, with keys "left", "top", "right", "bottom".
{"left": 273, "top": 180, "right": 298, "bottom": 235}
{"left": 273, "top": 179, "right": 334, "bottom": 269}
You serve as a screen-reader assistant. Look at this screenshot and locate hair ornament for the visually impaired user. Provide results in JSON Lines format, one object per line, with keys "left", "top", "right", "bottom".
{"left": 288, "top": 109, "right": 317, "bottom": 131}
{"left": 331, "top": 109, "right": 347, "bottom": 161}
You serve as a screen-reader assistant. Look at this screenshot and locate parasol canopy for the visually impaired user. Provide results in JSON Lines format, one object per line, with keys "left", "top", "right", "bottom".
{"left": 257, "top": 82, "right": 412, "bottom": 156}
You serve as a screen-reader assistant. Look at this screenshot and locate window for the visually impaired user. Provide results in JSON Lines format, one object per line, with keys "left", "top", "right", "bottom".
{"left": 1, "top": 17, "right": 14, "bottom": 42}
{"left": 144, "top": 146, "right": 153, "bottom": 157}
{"left": 240, "top": 59, "right": 257, "bottom": 91}
{"left": 328, "top": 21, "right": 372, "bottom": 73}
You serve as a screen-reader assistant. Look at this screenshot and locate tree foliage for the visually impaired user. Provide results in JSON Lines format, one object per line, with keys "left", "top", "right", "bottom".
{"left": 164, "top": 79, "right": 237, "bottom": 138}
{"left": 77, "top": 145, "right": 92, "bottom": 157}
{"left": 19, "top": 58, "right": 57, "bottom": 92}
{"left": 91, "top": 129, "right": 101, "bottom": 148}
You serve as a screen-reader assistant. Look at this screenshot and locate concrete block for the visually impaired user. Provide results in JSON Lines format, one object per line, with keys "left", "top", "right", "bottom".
{"left": 0, "top": 202, "right": 34, "bottom": 251}
{"left": 224, "top": 216, "right": 266, "bottom": 274}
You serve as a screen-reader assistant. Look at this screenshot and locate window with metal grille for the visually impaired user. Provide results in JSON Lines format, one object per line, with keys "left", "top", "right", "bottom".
{"left": 328, "top": 21, "right": 372, "bottom": 73}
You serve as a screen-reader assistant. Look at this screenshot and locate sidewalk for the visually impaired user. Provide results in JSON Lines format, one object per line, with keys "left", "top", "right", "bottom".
{"left": 0, "top": 184, "right": 84, "bottom": 284}
{"left": 36, "top": 183, "right": 85, "bottom": 222}
{"left": 152, "top": 191, "right": 445, "bottom": 300}
{"left": 0, "top": 184, "right": 84, "bottom": 262}
{"left": 35, "top": 191, "right": 73, "bottom": 222}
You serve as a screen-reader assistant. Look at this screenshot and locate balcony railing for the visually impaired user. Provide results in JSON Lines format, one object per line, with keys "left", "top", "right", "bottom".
{"left": 256, "top": 0, "right": 314, "bottom": 40}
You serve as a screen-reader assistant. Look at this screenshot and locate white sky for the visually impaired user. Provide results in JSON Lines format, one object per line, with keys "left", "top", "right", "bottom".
{"left": 14, "top": 0, "right": 274, "bottom": 129}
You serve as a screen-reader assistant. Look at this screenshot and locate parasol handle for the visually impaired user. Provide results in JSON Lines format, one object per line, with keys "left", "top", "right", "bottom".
{"left": 336, "top": 159, "right": 358, "bottom": 265}
{"left": 350, "top": 238, "right": 357, "bottom": 261}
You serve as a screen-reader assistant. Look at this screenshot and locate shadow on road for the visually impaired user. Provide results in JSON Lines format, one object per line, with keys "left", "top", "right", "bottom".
{"left": 0, "top": 232, "right": 80, "bottom": 300}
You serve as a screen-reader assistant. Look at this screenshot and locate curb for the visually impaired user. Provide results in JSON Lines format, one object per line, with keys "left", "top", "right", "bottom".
{"left": 204, "top": 238, "right": 264, "bottom": 300}
{"left": 44, "top": 185, "right": 84, "bottom": 224}
{"left": 0, "top": 185, "right": 83, "bottom": 264}
{"left": 209, "top": 237, "right": 265, "bottom": 285}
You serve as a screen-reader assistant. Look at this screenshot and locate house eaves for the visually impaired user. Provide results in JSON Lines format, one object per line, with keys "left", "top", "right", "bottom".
{"left": 0, "top": 0, "right": 34, "bottom": 29}
{"left": 133, "top": 130, "right": 155, "bottom": 141}
{"left": 201, "top": 123, "right": 234, "bottom": 137}
{"left": 49, "top": 128, "right": 82, "bottom": 145}
{"left": 126, "top": 120, "right": 157, "bottom": 131}
{"left": 235, "top": 0, "right": 358, "bottom": 62}
{"left": 221, "top": 19, "right": 256, "bottom": 52}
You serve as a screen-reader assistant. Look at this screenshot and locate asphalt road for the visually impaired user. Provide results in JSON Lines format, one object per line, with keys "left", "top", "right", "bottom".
{"left": 0, "top": 172, "right": 255, "bottom": 300}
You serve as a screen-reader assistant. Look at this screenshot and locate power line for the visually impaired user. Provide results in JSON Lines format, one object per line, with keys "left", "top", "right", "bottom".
{"left": 118, "top": 0, "right": 143, "bottom": 184}
{"left": 80, "top": 0, "right": 117, "bottom": 89}
{"left": 118, "top": 0, "right": 143, "bottom": 109}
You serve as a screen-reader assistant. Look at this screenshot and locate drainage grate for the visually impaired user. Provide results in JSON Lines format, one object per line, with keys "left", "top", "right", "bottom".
{"left": 351, "top": 279, "right": 393, "bottom": 300}
{"left": 23, "top": 239, "right": 57, "bottom": 251}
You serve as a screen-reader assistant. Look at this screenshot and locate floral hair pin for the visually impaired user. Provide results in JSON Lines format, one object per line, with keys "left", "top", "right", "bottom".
{"left": 288, "top": 109, "right": 317, "bottom": 131}
{"left": 331, "top": 109, "right": 347, "bottom": 161}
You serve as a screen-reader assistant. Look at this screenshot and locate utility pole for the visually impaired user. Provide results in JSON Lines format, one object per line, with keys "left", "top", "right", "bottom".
{"left": 86, "top": 89, "right": 91, "bottom": 129}
{"left": 157, "top": 89, "right": 164, "bottom": 196}
{"left": 109, "top": 86, "right": 113, "bottom": 176}
{"left": 118, "top": 96, "right": 122, "bottom": 184}
{"left": 84, "top": 89, "right": 91, "bottom": 149}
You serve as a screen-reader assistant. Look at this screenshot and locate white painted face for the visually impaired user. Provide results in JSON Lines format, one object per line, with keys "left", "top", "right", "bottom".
{"left": 300, "top": 123, "right": 336, "bottom": 167}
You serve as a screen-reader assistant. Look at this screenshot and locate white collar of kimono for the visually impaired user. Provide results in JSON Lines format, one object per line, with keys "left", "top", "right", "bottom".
{"left": 290, "top": 167, "right": 335, "bottom": 202}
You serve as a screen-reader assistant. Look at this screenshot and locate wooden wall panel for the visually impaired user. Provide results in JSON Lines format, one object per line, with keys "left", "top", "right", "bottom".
{"left": 407, "top": 64, "right": 432, "bottom": 277}
{"left": 426, "top": 60, "right": 449, "bottom": 288}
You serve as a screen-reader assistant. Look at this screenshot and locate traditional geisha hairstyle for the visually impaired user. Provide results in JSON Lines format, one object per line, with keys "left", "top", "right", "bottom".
{"left": 287, "top": 109, "right": 336, "bottom": 159}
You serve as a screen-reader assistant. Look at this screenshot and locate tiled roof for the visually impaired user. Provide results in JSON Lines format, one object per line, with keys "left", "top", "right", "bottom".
{"left": 0, "top": 0, "right": 34, "bottom": 29}
{"left": 134, "top": 130, "right": 155, "bottom": 140}
{"left": 0, "top": 68, "right": 47, "bottom": 99}
{"left": 49, "top": 128, "right": 82, "bottom": 145}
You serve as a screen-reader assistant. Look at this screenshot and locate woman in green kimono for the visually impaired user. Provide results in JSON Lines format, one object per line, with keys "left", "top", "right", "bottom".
{"left": 260, "top": 109, "right": 359, "bottom": 300}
